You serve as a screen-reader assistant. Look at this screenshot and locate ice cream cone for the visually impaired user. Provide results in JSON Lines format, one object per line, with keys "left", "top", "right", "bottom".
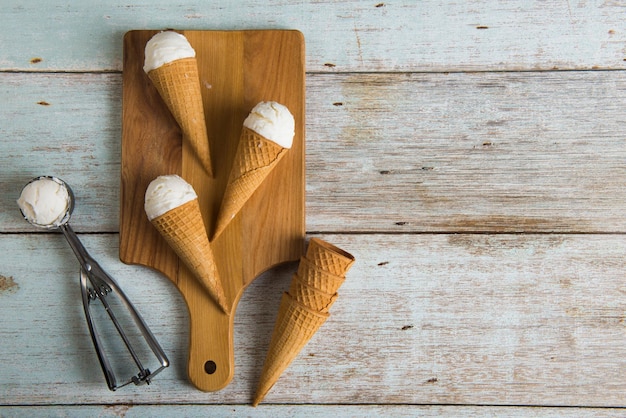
{"left": 297, "top": 256, "right": 346, "bottom": 295}
{"left": 288, "top": 273, "right": 338, "bottom": 313}
{"left": 306, "top": 238, "right": 355, "bottom": 277}
{"left": 150, "top": 198, "right": 228, "bottom": 313}
{"left": 147, "top": 57, "right": 213, "bottom": 176}
{"left": 253, "top": 293, "right": 329, "bottom": 406}
{"left": 213, "top": 126, "right": 288, "bottom": 239}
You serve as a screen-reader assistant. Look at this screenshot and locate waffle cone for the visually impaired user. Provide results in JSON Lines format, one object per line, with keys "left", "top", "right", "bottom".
{"left": 150, "top": 199, "right": 228, "bottom": 313}
{"left": 297, "top": 256, "right": 346, "bottom": 295}
{"left": 289, "top": 273, "right": 338, "bottom": 313}
{"left": 253, "top": 293, "right": 329, "bottom": 406}
{"left": 306, "top": 238, "right": 355, "bottom": 277}
{"left": 148, "top": 58, "right": 213, "bottom": 176}
{"left": 213, "top": 126, "right": 288, "bottom": 239}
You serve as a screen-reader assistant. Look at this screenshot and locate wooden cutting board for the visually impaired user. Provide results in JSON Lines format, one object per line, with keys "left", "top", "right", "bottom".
{"left": 119, "top": 30, "right": 305, "bottom": 392}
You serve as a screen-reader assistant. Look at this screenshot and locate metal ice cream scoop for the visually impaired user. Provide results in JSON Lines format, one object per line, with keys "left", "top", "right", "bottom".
{"left": 18, "top": 175, "right": 169, "bottom": 390}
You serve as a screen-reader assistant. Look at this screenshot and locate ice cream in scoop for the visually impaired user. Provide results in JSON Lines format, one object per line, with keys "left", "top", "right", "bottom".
{"left": 17, "top": 176, "right": 71, "bottom": 227}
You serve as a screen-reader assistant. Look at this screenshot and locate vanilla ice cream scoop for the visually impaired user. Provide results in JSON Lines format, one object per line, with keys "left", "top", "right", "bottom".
{"left": 145, "top": 174, "right": 197, "bottom": 220}
{"left": 143, "top": 31, "right": 196, "bottom": 73}
{"left": 17, "top": 176, "right": 72, "bottom": 228}
{"left": 243, "top": 101, "right": 295, "bottom": 149}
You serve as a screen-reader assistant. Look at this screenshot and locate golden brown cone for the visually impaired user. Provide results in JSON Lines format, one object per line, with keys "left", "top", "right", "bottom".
{"left": 306, "top": 238, "right": 356, "bottom": 277}
{"left": 147, "top": 57, "right": 213, "bottom": 176}
{"left": 213, "top": 126, "right": 288, "bottom": 239}
{"left": 253, "top": 293, "right": 329, "bottom": 406}
{"left": 297, "top": 256, "right": 346, "bottom": 295}
{"left": 288, "top": 273, "right": 338, "bottom": 313}
{"left": 150, "top": 199, "right": 229, "bottom": 313}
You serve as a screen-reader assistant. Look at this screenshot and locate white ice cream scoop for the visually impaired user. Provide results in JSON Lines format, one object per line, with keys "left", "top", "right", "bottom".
{"left": 143, "top": 31, "right": 196, "bottom": 73}
{"left": 243, "top": 101, "right": 295, "bottom": 149}
{"left": 17, "top": 176, "right": 72, "bottom": 228}
{"left": 144, "top": 174, "right": 197, "bottom": 220}
{"left": 17, "top": 176, "right": 169, "bottom": 391}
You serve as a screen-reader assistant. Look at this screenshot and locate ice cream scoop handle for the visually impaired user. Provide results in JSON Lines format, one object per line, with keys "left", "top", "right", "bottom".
{"left": 60, "top": 223, "right": 92, "bottom": 269}
{"left": 60, "top": 223, "right": 110, "bottom": 294}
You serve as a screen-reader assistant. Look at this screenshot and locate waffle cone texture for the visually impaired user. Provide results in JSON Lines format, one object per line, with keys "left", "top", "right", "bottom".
{"left": 147, "top": 57, "right": 213, "bottom": 176}
{"left": 253, "top": 241, "right": 355, "bottom": 405}
{"left": 253, "top": 293, "right": 329, "bottom": 406}
{"left": 150, "top": 199, "right": 228, "bottom": 313}
{"left": 297, "top": 256, "right": 346, "bottom": 295}
{"left": 306, "top": 238, "right": 356, "bottom": 277}
{"left": 289, "top": 273, "right": 338, "bottom": 313}
{"left": 213, "top": 126, "right": 288, "bottom": 239}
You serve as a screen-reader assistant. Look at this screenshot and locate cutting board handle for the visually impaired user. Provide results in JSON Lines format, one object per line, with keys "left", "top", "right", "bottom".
{"left": 180, "top": 268, "right": 235, "bottom": 391}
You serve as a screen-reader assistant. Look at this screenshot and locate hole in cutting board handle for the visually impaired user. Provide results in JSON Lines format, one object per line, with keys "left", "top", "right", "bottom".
{"left": 204, "top": 360, "right": 217, "bottom": 374}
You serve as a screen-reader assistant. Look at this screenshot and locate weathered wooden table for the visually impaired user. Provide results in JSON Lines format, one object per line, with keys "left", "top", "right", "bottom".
{"left": 1, "top": 1, "right": 625, "bottom": 416}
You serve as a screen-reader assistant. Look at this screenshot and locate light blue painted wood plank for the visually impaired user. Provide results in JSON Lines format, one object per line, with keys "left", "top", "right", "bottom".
{"left": 0, "top": 233, "right": 290, "bottom": 405}
{"left": 0, "top": 73, "right": 121, "bottom": 232}
{"left": 1, "top": 0, "right": 625, "bottom": 72}
{"left": 2, "top": 71, "right": 626, "bottom": 234}
{"left": 2, "top": 405, "right": 626, "bottom": 417}
{"left": 305, "top": 71, "right": 626, "bottom": 233}
{"left": 1, "top": 233, "right": 625, "bottom": 406}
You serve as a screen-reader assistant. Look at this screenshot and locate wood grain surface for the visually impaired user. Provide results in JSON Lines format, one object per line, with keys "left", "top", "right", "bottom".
{"left": 1, "top": 234, "right": 625, "bottom": 407}
{"left": 1, "top": 0, "right": 626, "bottom": 415}
{"left": 2, "top": 1, "right": 626, "bottom": 72}
{"left": 119, "top": 30, "right": 305, "bottom": 391}
{"left": 2, "top": 71, "right": 624, "bottom": 233}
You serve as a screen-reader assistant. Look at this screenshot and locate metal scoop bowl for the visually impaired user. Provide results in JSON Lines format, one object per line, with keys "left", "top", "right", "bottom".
{"left": 18, "top": 176, "right": 169, "bottom": 390}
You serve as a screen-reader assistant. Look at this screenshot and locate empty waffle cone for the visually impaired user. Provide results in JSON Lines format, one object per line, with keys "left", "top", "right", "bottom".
{"left": 213, "top": 126, "right": 288, "bottom": 239}
{"left": 147, "top": 57, "right": 213, "bottom": 176}
{"left": 289, "top": 273, "right": 338, "bottom": 313}
{"left": 297, "top": 256, "right": 346, "bottom": 295}
{"left": 306, "top": 238, "right": 355, "bottom": 277}
{"left": 150, "top": 198, "right": 228, "bottom": 313}
{"left": 253, "top": 293, "right": 329, "bottom": 406}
